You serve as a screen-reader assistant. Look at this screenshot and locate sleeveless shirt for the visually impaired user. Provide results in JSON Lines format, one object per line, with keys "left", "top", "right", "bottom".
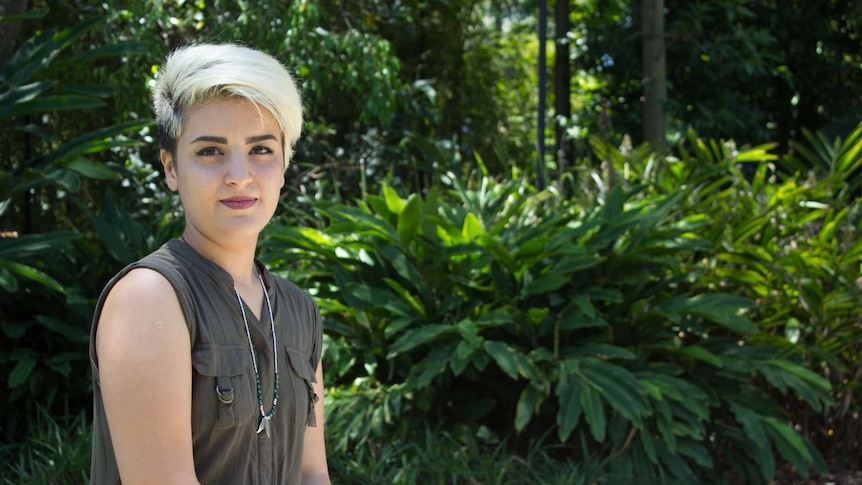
{"left": 89, "top": 239, "right": 323, "bottom": 485}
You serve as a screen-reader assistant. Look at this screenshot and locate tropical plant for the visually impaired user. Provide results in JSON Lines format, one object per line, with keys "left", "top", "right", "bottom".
{"left": 262, "top": 134, "right": 834, "bottom": 483}
{"left": 594, "top": 123, "right": 862, "bottom": 473}
{"left": 0, "top": 10, "right": 155, "bottom": 437}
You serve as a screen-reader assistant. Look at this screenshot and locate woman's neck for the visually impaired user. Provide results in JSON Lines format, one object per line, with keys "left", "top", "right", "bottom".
{"left": 179, "top": 231, "right": 260, "bottom": 287}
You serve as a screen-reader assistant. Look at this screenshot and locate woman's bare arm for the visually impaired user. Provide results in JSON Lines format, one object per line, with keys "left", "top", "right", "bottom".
{"left": 96, "top": 268, "right": 201, "bottom": 485}
{"left": 301, "top": 361, "right": 330, "bottom": 485}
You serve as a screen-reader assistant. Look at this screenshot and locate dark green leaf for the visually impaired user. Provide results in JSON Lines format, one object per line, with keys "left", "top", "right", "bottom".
{"left": 35, "top": 315, "right": 87, "bottom": 343}
{"left": 0, "top": 266, "right": 17, "bottom": 292}
{"left": 2, "top": 261, "right": 66, "bottom": 294}
{"left": 388, "top": 324, "right": 453, "bottom": 357}
{"left": 556, "top": 374, "right": 582, "bottom": 441}
{"left": 516, "top": 384, "right": 542, "bottom": 432}
{"left": 676, "top": 345, "right": 723, "bottom": 367}
{"left": 9, "top": 357, "right": 37, "bottom": 388}
{"left": 580, "top": 382, "right": 605, "bottom": 442}
{"left": 521, "top": 273, "right": 568, "bottom": 297}
{"left": 61, "top": 157, "right": 119, "bottom": 179}
{"left": 11, "top": 95, "right": 105, "bottom": 116}
{"left": 483, "top": 340, "right": 540, "bottom": 381}
{"left": 0, "top": 231, "right": 79, "bottom": 259}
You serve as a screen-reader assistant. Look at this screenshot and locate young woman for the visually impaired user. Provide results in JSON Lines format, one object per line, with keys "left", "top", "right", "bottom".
{"left": 89, "top": 43, "right": 330, "bottom": 485}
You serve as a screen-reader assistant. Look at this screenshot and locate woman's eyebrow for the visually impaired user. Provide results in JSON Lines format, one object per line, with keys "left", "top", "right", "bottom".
{"left": 246, "top": 134, "right": 278, "bottom": 144}
{"left": 190, "top": 135, "right": 227, "bottom": 144}
{"left": 188, "top": 134, "right": 277, "bottom": 144}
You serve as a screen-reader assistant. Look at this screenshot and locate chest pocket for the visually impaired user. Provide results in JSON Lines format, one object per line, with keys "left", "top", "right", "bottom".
{"left": 192, "top": 346, "right": 255, "bottom": 431}
{"left": 284, "top": 346, "right": 318, "bottom": 426}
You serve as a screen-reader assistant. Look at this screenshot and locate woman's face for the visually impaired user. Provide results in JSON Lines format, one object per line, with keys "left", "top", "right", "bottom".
{"left": 161, "top": 97, "right": 285, "bottom": 244}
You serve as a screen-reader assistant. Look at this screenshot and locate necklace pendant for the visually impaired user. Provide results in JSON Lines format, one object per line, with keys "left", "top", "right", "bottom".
{"left": 257, "top": 416, "right": 272, "bottom": 439}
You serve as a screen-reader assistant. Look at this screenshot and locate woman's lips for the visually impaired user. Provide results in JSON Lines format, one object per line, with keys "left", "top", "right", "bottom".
{"left": 221, "top": 197, "right": 257, "bottom": 210}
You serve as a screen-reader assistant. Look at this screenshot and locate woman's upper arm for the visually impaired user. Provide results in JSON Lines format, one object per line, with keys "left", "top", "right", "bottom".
{"left": 301, "top": 360, "right": 330, "bottom": 484}
{"left": 95, "top": 268, "right": 200, "bottom": 485}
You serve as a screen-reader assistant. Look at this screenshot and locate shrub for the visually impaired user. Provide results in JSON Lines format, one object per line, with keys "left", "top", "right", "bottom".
{"left": 0, "top": 11, "right": 160, "bottom": 438}
{"left": 262, "top": 136, "right": 834, "bottom": 483}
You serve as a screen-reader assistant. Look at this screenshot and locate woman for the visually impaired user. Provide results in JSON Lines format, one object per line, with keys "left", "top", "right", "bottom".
{"left": 89, "top": 43, "right": 330, "bottom": 485}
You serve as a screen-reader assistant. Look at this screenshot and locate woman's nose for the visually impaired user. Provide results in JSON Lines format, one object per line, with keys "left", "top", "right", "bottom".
{"left": 224, "top": 151, "right": 253, "bottom": 186}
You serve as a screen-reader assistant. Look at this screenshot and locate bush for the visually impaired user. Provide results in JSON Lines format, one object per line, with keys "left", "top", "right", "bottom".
{"left": 0, "top": 11, "right": 169, "bottom": 439}
{"left": 262, "top": 130, "right": 839, "bottom": 483}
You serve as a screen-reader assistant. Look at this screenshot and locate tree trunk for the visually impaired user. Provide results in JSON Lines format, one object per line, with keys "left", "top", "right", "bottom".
{"left": 0, "top": 0, "right": 29, "bottom": 66}
{"left": 536, "top": 0, "right": 548, "bottom": 190}
{"left": 554, "top": 0, "right": 572, "bottom": 183}
{"left": 641, "top": 0, "right": 667, "bottom": 149}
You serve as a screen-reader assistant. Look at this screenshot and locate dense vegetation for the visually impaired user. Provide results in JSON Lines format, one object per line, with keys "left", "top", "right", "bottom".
{"left": 1, "top": 1, "right": 860, "bottom": 484}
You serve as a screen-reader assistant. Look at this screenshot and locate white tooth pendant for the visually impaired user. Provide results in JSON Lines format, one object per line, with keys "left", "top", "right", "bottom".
{"left": 257, "top": 416, "right": 272, "bottom": 438}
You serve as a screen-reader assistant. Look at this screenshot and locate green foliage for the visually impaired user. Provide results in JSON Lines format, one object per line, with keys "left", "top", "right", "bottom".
{"left": 595, "top": 123, "right": 862, "bottom": 473}
{"left": 262, "top": 127, "right": 842, "bottom": 482}
{"left": 0, "top": 407, "right": 92, "bottom": 485}
{"left": 0, "top": 11, "right": 173, "bottom": 438}
{"left": 90, "top": 0, "right": 538, "bottom": 205}
{"left": 326, "top": 419, "right": 619, "bottom": 485}
{"left": 564, "top": 0, "right": 862, "bottom": 150}
{"left": 0, "top": 404, "right": 618, "bottom": 485}
{"left": 2, "top": 2, "right": 859, "bottom": 481}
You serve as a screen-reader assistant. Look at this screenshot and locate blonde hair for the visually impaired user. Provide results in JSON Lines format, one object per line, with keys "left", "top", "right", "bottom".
{"left": 152, "top": 43, "right": 303, "bottom": 168}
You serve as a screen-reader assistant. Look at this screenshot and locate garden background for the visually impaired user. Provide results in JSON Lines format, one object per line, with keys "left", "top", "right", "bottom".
{"left": 1, "top": 1, "right": 861, "bottom": 484}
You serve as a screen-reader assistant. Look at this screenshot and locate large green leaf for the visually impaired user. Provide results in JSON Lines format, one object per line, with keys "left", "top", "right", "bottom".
{"left": 580, "top": 382, "right": 605, "bottom": 442}
{"left": 387, "top": 324, "right": 453, "bottom": 357}
{"left": 35, "top": 315, "right": 88, "bottom": 343}
{"left": 0, "top": 231, "right": 79, "bottom": 259}
{"left": 516, "top": 384, "right": 543, "bottom": 432}
{"left": 658, "top": 294, "right": 758, "bottom": 335}
{"left": 9, "top": 356, "right": 37, "bottom": 388}
{"left": 9, "top": 95, "right": 105, "bottom": 116}
{"left": 0, "top": 261, "right": 66, "bottom": 294}
{"left": 61, "top": 157, "right": 120, "bottom": 180}
{"left": 0, "top": 81, "right": 54, "bottom": 119}
{"left": 0, "top": 266, "right": 16, "bottom": 291}
{"left": 580, "top": 358, "right": 648, "bottom": 426}
{"left": 556, "top": 370, "right": 582, "bottom": 441}
{"left": 382, "top": 184, "right": 405, "bottom": 215}
{"left": 520, "top": 273, "right": 568, "bottom": 297}
{"left": 764, "top": 417, "right": 813, "bottom": 477}
{"left": 396, "top": 193, "right": 422, "bottom": 243}
{"left": 482, "top": 340, "right": 539, "bottom": 381}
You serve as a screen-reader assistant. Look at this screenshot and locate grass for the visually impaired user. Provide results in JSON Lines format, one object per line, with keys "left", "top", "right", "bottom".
{"left": 326, "top": 422, "right": 623, "bottom": 484}
{"left": 1, "top": 406, "right": 620, "bottom": 485}
{"left": 0, "top": 407, "right": 91, "bottom": 485}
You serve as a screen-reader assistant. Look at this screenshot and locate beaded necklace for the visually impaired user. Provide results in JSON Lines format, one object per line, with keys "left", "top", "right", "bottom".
{"left": 233, "top": 270, "right": 279, "bottom": 439}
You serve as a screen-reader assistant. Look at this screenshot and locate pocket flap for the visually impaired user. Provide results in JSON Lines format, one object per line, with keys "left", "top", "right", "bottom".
{"left": 284, "top": 346, "right": 316, "bottom": 382}
{"left": 192, "top": 346, "right": 248, "bottom": 377}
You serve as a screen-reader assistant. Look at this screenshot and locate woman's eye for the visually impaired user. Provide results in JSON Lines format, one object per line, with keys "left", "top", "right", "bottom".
{"left": 251, "top": 146, "right": 273, "bottom": 155}
{"left": 196, "top": 147, "right": 222, "bottom": 156}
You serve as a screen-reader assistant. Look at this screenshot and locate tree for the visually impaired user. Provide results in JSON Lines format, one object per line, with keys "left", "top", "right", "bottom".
{"left": 641, "top": 0, "right": 666, "bottom": 149}
{"left": 0, "top": 0, "right": 29, "bottom": 65}
{"left": 554, "top": 0, "right": 572, "bottom": 175}
{"left": 562, "top": 0, "right": 862, "bottom": 150}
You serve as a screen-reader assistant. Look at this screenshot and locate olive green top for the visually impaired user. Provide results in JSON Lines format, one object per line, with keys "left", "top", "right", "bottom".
{"left": 89, "top": 239, "right": 322, "bottom": 485}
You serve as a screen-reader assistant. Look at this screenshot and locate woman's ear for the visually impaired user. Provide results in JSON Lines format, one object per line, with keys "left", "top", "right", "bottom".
{"left": 161, "top": 150, "right": 179, "bottom": 192}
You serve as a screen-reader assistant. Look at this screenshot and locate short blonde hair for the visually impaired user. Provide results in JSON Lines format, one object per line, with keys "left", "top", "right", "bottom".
{"left": 152, "top": 43, "right": 303, "bottom": 168}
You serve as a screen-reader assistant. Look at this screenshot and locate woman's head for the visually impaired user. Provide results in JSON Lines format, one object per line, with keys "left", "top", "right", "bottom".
{"left": 152, "top": 43, "right": 303, "bottom": 168}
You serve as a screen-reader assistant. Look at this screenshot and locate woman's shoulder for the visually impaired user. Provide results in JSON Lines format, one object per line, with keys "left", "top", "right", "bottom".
{"left": 101, "top": 242, "right": 186, "bottom": 307}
